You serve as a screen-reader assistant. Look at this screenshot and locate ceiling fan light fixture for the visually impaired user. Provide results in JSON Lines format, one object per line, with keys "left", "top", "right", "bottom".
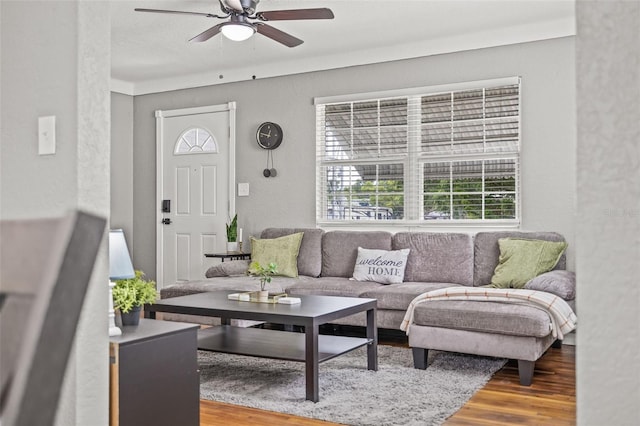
{"left": 221, "top": 23, "right": 255, "bottom": 41}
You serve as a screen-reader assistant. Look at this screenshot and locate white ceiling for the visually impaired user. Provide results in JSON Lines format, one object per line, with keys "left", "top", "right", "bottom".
{"left": 111, "top": 0, "right": 575, "bottom": 95}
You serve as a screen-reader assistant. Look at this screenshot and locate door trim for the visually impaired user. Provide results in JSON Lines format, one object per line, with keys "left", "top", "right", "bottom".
{"left": 155, "top": 102, "right": 237, "bottom": 288}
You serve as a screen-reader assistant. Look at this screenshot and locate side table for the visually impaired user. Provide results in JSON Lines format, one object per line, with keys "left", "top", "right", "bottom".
{"left": 109, "top": 319, "right": 199, "bottom": 426}
{"left": 204, "top": 252, "right": 251, "bottom": 262}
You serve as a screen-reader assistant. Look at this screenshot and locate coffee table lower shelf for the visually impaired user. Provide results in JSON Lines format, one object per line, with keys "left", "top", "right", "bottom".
{"left": 198, "top": 325, "right": 372, "bottom": 363}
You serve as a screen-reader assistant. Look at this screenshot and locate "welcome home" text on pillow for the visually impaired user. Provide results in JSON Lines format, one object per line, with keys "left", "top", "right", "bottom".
{"left": 352, "top": 247, "right": 410, "bottom": 285}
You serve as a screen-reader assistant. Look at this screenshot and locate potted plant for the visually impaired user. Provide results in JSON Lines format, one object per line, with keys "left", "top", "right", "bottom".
{"left": 226, "top": 214, "right": 238, "bottom": 252}
{"left": 247, "top": 261, "right": 278, "bottom": 300}
{"left": 112, "top": 270, "right": 157, "bottom": 326}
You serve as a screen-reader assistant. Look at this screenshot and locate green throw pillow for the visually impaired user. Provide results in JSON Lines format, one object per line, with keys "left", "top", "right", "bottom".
{"left": 250, "top": 232, "right": 304, "bottom": 278}
{"left": 490, "top": 238, "right": 568, "bottom": 288}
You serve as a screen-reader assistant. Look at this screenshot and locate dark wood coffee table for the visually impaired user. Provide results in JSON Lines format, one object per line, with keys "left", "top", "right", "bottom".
{"left": 145, "top": 291, "right": 377, "bottom": 402}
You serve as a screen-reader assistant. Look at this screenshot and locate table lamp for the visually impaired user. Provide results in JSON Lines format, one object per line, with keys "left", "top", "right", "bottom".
{"left": 108, "top": 229, "right": 135, "bottom": 336}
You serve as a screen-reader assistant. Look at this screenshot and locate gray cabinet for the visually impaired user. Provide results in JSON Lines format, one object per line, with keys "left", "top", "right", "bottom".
{"left": 109, "top": 319, "right": 199, "bottom": 426}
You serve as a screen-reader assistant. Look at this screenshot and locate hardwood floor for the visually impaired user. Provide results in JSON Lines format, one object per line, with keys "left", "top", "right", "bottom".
{"left": 444, "top": 345, "right": 576, "bottom": 425}
{"left": 198, "top": 342, "right": 576, "bottom": 425}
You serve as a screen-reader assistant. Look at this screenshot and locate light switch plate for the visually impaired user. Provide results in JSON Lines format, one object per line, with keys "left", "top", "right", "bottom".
{"left": 238, "top": 182, "right": 250, "bottom": 197}
{"left": 38, "top": 116, "right": 56, "bottom": 155}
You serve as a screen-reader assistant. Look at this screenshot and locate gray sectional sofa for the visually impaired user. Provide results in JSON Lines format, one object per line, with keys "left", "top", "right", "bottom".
{"left": 160, "top": 228, "right": 576, "bottom": 385}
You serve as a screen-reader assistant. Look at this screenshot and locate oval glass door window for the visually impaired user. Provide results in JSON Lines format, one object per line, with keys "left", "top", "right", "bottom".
{"left": 174, "top": 127, "right": 218, "bottom": 155}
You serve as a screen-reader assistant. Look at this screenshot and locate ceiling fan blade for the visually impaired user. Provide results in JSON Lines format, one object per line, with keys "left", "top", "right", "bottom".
{"left": 257, "top": 8, "right": 334, "bottom": 21}
{"left": 223, "top": 0, "right": 244, "bottom": 12}
{"left": 255, "top": 23, "right": 303, "bottom": 47}
{"left": 189, "top": 23, "right": 225, "bottom": 42}
{"left": 134, "top": 8, "right": 220, "bottom": 18}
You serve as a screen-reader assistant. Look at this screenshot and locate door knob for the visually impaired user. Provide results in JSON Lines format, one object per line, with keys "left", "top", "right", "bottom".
{"left": 161, "top": 218, "right": 172, "bottom": 225}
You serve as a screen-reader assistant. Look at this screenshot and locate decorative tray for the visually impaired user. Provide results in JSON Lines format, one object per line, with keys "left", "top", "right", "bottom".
{"left": 228, "top": 291, "right": 285, "bottom": 304}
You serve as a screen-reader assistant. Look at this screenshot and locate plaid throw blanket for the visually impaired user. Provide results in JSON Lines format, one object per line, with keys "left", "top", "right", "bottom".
{"left": 400, "top": 287, "right": 577, "bottom": 339}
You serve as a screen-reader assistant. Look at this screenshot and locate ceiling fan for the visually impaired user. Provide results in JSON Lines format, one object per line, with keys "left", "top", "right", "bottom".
{"left": 135, "top": 0, "right": 334, "bottom": 48}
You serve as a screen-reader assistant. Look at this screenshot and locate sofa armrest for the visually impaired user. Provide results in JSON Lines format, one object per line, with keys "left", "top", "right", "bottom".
{"left": 524, "top": 270, "right": 576, "bottom": 300}
{"left": 205, "top": 259, "right": 250, "bottom": 278}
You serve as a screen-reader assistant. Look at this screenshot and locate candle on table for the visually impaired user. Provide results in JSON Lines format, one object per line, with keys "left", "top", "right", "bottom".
{"left": 238, "top": 228, "right": 243, "bottom": 242}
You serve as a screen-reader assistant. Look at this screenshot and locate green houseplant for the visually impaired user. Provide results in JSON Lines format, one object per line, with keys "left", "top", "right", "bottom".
{"left": 112, "top": 270, "right": 157, "bottom": 326}
{"left": 226, "top": 214, "right": 238, "bottom": 252}
{"left": 247, "top": 261, "right": 278, "bottom": 298}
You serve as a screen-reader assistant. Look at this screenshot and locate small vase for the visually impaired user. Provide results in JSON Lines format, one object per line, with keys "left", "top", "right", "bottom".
{"left": 121, "top": 305, "right": 142, "bottom": 326}
{"left": 257, "top": 290, "right": 269, "bottom": 301}
{"left": 226, "top": 242, "right": 238, "bottom": 253}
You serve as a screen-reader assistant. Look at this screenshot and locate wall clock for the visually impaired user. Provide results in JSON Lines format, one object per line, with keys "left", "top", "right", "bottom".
{"left": 256, "top": 122, "right": 283, "bottom": 150}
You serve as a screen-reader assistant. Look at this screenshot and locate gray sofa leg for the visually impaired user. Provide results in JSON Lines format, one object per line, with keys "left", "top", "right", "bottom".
{"left": 552, "top": 339, "right": 562, "bottom": 349}
{"left": 517, "top": 360, "right": 535, "bottom": 386}
{"left": 412, "top": 347, "right": 428, "bottom": 369}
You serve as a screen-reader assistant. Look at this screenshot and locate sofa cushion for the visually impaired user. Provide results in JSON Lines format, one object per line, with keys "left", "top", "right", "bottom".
{"left": 205, "top": 259, "right": 250, "bottom": 278}
{"left": 352, "top": 247, "right": 410, "bottom": 284}
{"left": 525, "top": 270, "right": 576, "bottom": 300}
{"left": 392, "top": 232, "right": 474, "bottom": 286}
{"left": 261, "top": 228, "right": 324, "bottom": 277}
{"left": 321, "top": 231, "right": 392, "bottom": 278}
{"left": 360, "top": 282, "right": 462, "bottom": 310}
{"left": 251, "top": 232, "right": 303, "bottom": 277}
{"left": 474, "top": 231, "right": 566, "bottom": 287}
{"left": 412, "top": 300, "right": 552, "bottom": 338}
{"left": 490, "top": 238, "right": 568, "bottom": 288}
{"left": 286, "top": 277, "right": 382, "bottom": 298}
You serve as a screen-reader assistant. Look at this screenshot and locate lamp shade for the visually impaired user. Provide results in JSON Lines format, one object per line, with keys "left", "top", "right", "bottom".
{"left": 221, "top": 23, "right": 255, "bottom": 41}
{"left": 109, "top": 229, "right": 135, "bottom": 280}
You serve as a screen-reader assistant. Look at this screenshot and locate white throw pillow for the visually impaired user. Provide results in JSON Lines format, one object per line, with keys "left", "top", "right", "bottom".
{"left": 352, "top": 247, "right": 410, "bottom": 285}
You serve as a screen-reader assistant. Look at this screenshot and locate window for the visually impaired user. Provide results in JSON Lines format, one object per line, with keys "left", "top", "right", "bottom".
{"left": 315, "top": 77, "right": 520, "bottom": 225}
{"left": 174, "top": 127, "right": 218, "bottom": 154}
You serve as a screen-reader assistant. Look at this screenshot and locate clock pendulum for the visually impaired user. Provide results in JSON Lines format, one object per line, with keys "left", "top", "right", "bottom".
{"left": 263, "top": 150, "right": 277, "bottom": 178}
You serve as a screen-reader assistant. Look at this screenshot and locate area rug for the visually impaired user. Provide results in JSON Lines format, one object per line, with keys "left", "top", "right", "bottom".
{"left": 198, "top": 345, "right": 506, "bottom": 425}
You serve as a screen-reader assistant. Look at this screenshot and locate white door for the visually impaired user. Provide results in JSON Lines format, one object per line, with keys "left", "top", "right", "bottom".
{"left": 156, "top": 103, "right": 236, "bottom": 289}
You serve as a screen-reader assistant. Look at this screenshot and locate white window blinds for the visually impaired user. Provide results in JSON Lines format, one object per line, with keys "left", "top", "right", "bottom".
{"left": 316, "top": 77, "right": 520, "bottom": 225}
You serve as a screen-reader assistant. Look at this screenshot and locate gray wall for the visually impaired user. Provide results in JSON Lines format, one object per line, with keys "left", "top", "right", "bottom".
{"left": 111, "top": 92, "right": 134, "bottom": 243}
{"left": 124, "top": 37, "right": 576, "bottom": 282}
{"left": 576, "top": 1, "right": 640, "bottom": 424}
{"left": 1, "top": 1, "right": 110, "bottom": 425}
